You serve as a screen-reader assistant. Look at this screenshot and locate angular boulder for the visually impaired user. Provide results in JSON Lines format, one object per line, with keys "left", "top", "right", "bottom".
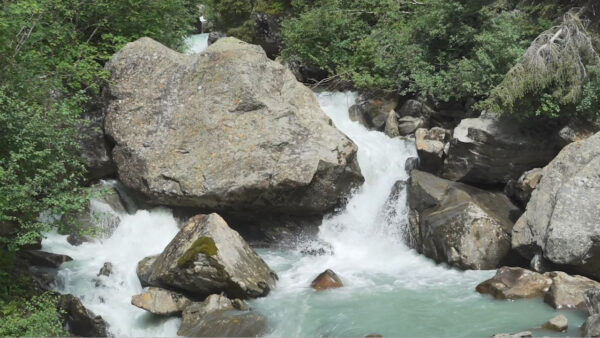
{"left": 512, "top": 132, "right": 600, "bottom": 279}
{"left": 408, "top": 170, "right": 521, "bottom": 269}
{"left": 442, "top": 114, "right": 560, "bottom": 185}
{"left": 104, "top": 37, "right": 363, "bottom": 216}
{"left": 131, "top": 287, "right": 192, "bottom": 316}
{"left": 398, "top": 116, "right": 426, "bottom": 136}
{"left": 544, "top": 271, "right": 600, "bottom": 310}
{"left": 18, "top": 250, "right": 72, "bottom": 268}
{"left": 145, "top": 213, "right": 277, "bottom": 299}
{"left": 349, "top": 94, "right": 398, "bottom": 131}
{"left": 179, "top": 294, "right": 265, "bottom": 337}
{"left": 415, "top": 127, "right": 450, "bottom": 175}
{"left": 59, "top": 294, "right": 109, "bottom": 337}
{"left": 136, "top": 255, "right": 157, "bottom": 287}
{"left": 310, "top": 269, "right": 343, "bottom": 291}
{"left": 476, "top": 267, "right": 552, "bottom": 300}
{"left": 542, "top": 314, "right": 568, "bottom": 332}
{"left": 384, "top": 110, "right": 400, "bottom": 137}
{"left": 583, "top": 289, "right": 600, "bottom": 337}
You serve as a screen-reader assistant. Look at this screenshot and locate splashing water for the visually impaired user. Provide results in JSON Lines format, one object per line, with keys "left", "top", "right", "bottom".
{"left": 184, "top": 33, "right": 209, "bottom": 54}
{"left": 42, "top": 90, "right": 586, "bottom": 336}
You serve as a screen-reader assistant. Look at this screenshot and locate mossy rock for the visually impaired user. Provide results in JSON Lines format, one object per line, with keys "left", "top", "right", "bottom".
{"left": 177, "top": 236, "right": 218, "bottom": 268}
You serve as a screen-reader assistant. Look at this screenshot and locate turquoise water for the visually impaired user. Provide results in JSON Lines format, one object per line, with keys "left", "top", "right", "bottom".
{"left": 251, "top": 249, "right": 587, "bottom": 337}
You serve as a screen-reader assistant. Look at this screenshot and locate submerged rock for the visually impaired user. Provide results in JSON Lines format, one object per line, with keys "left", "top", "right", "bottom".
{"left": 97, "top": 262, "right": 113, "bottom": 277}
{"left": 407, "top": 170, "right": 521, "bottom": 269}
{"left": 542, "top": 314, "right": 568, "bottom": 332}
{"left": 178, "top": 294, "right": 264, "bottom": 337}
{"left": 104, "top": 37, "right": 363, "bottom": 217}
{"left": 491, "top": 331, "right": 532, "bottom": 338}
{"left": 476, "top": 267, "right": 552, "bottom": 300}
{"left": 544, "top": 271, "right": 600, "bottom": 310}
{"left": 512, "top": 132, "right": 600, "bottom": 280}
{"left": 442, "top": 114, "right": 559, "bottom": 185}
{"left": 131, "top": 287, "right": 192, "bottom": 316}
{"left": 145, "top": 214, "right": 277, "bottom": 299}
{"left": 310, "top": 269, "right": 343, "bottom": 291}
{"left": 59, "top": 294, "right": 109, "bottom": 337}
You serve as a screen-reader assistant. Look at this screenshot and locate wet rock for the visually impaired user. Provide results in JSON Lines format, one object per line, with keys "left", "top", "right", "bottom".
{"left": 586, "top": 289, "right": 600, "bottom": 315}
{"left": 476, "top": 267, "right": 552, "bottom": 299}
{"left": 179, "top": 294, "right": 265, "bottom": 337}
{"left": 384, "top": 110, "right": 400, "bottom": 137}
{"left": 136, "top": 255, "right": 157, "bottom": 287}
{"left": 512, "top": 132, "right": 600, "bottom": 280}
{"left": 349, "top": 94, "right": 398, "bottom": 131}
{"left": 131, "top": 287, "right": 192, "bottom": 316}
{"left": 442, "top": 114, "right": 560, "bottom": 185}
{"left": 97, "top": 262, "right": 113, "bottom": 277}
{"left": 544, "top": 271, "right": 600, "bottom": 310}
{"left": 415, "top": 127, "right": 450, "bottom": 175}
{"left": 105, "top": 37, "right": 363, "bottom": 218}
{"left": 146, "top": 214, "right": 277, "bottom": 299}
{"left": 398, "top": 99, "right": 434, "bottom": 122}
{"left": 18, "top": 250, "right": 72, "bottom": 268}
{"left": 583, "top": 315, "right": 600, "bottom": 337}
{"left": 207, "top": 31, "right": 226, "bottom": 45}
{"left": 529, "top": 253, "right": 552, "bottom": 273}
{"left": 542, "top": 314, "right": 568, "bottom": 332}
{"left": 491, "top": 331, "right": 532, "bottom": 338}
{"left": 408, "top": 170, "right": 521, "bottom": 270}
{"left": 78, "top": 110, "right": 116, "bottom": 182}
{"left": 504, "top": 168, "right": 542, "bottom": 208}
{"left": 311, "top": 269, "right": 343, "bottom": 291}
{"left": 59, "top": 294, "right": 109, "bottom": 337}
{"left": 398, "top": 116, "right": 427, "bottom": 136}
{"left": 181, "top": 309, "right": 267, "bottom": 337}
{"left": 252, "top": 13, "right": 282, "bottom": 59}
{"left": 67, "top": 234, "right": 91, "bottom": 246}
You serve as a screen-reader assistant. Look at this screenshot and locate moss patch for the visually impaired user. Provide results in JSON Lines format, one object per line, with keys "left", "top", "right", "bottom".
{"left": 177, "top": 236, "right": 218, "bottom": 268}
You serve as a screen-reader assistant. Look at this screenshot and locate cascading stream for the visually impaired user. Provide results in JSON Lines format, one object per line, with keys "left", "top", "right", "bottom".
{"left": 41, "top": 38, "right": 585, "bottom": 337}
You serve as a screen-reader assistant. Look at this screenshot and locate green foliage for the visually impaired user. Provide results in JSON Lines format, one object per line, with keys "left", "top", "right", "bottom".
{"left": 577, "top": 65, "right": 600, "bottom": 120}
{"left": 0, "top": 0, "right": 197, "bottom": 249}
{"left": 0, "top": 292, "right": 65, "bottom": 337}
{"left": 281, "top": 0, "right": 547, "bottom": 102}
{"left": 201, "top": 0, "right": 291, "bottom": 41}
{"left": 480, "top": 11, "right": 600, "bottom": 118}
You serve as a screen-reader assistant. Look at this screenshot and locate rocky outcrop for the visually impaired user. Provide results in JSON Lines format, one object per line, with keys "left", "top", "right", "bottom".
{"left": 384, "top": 110, "right": 400, "bottom": 137}
{"left": 415, "top": 128, "right": 450, "bottom": 175}
{"left": 583, "top": 289, "right": 600, "bottom": 337}
{"left": 79, "top": 112, "right": 116, "bottom": 181}
{"left": 59, "top": 294, "right": 109, "bottom": 337}
{"left": 542, "top": 314, "right": 568, "bottom": 332}
{"left": 18, "top": 250, "right": 72, "bottom": 268}
{"left": 349, "top": 94, "right": 398, "bottom": 131}
{"left": 557, "top": 120, "right": 600, "bottom": 146}
{"left": 408, "top": 170, "right": 521, "bottom": 269}
{"left": 311, "top": 269, "right": 343, "bottom": 291}
{"left": 178, "top": 294, "right": 265, "bottom": 337}
{"left": 104, "top": 37, "right": 363, "bottom": 217}
{"left": 544, "top": 271, "right": 600, "bottom": 310}
{"left": 476, "top": 267, "right": 552, "bottom": 299}
{"left": 136, "top": 255, "right": 157, "bottom": 287}
{"left": 252, "top": 13, "right": 282, "bottom": 59}
{"left": 512, "top": 132, "right": 600, "bottom": 280}
{"left": 142, "top": 213, "right": 277, "bottom": 299}
{"left": 131, "top": 287, "right": 192, "bottom": 316}
{"left": 442, "top": 114, "right": 560, "bottom": 185}
{"left": 504, "top": 168, "right": 542, "bottom": 208}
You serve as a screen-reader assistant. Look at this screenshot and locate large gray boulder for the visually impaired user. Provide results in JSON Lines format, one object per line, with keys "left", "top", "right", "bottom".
{"left": 143, "top": 213, "right": 277, "bottom": 299}
{"left": 442, "top": 114, "right": 560, "bottom": 185}
{"left": 512, "top": 132, "right": 600, "bottom": 279}
{"left": 544, "top": 271, "right": 600, "bottom": 310}
{"left": 407, "top": 170, "right": 521, "bottom": 269}
{"left": 104, "top": 37, "right": 363, "bottom": 216}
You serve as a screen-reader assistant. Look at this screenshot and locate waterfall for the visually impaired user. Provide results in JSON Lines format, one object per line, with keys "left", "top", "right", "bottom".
{"left": 184, "top": 33, "right": 209, "bottom": 54}
{"left": 42, "top": 91, "right": 584, "bottom": 337}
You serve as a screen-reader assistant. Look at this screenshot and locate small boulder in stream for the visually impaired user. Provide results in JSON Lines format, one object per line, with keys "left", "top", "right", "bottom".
{"left": 476, "top": 267, "right": 552, "bottom": 300}
{"left": 18, "top": 250, "right": 73, "bottom": 268}
{"left": 143, "top": 213, "right": 277, "bottom": 299}
{"left": 542, "top": 314, "right": 568, "bottom": 332}
{"left": 131, "top": 287, "right": 192, "bottom": 316}
{"left": 544, "top": 271, "right": 600, "bottom": 310}
{"left": 59, "top": 294, "right": 109, "bottom": 337}
{"left": 310, "top": 269, "right": 343, "bottom": 291}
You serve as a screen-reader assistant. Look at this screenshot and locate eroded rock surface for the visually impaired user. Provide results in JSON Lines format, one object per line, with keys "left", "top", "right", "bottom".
{"left": 105, "top": 37, "right": 363, "bottom": 216}
{"left": 131, "top": 287, "right": 192, "bottom": 316}
{"left": 476, "top": 267, "right": 552, "bottom": 299}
